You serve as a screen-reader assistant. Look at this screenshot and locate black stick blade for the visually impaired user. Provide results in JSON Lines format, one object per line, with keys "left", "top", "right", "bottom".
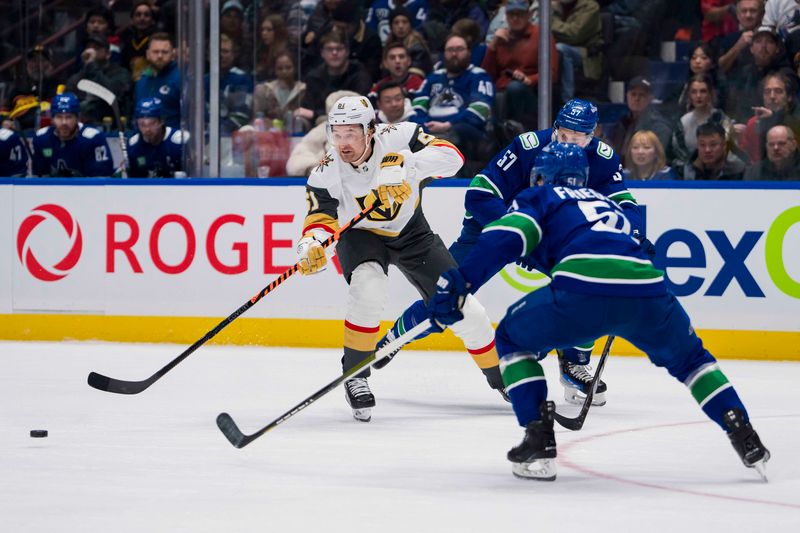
{"left": 87, "top": 372, "right": 152, "bottom": 395}
{"left": 216, "top": 413, "right": 249, "bottom": 448}
{"left": 553, "top": 407, "right": 589, "bottom": 431}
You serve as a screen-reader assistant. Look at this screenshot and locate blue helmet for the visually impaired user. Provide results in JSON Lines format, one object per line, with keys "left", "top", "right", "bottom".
{"left": 135, "top": 97, "right": 164, "bottom": 119}
{"left": 554, "top": 98, "right": 598, "bottom": 134}
{"left": 533, "top": 142, "right": 589, "bottom": 188}
{"left": 51, "top": 92, "right": 80, "bottom": 116}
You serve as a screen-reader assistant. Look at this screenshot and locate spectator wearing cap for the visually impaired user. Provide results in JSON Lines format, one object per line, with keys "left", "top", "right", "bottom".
{"left": 608, "top": 76, "right": 673, "bottom": 166}
{"left": 482, "top": 0, "right": 557, "bottom": 130}
{"left": 119, "top": 0, "right": 158, "bottom": 81}
{"left": 717, "top": 0, "right": 764, "bottom": 74}
{"left": 326, "top": 2, "right": 384, "bottom": 81}
{"left": 726, "top": 26, "right": 794, "bottom": 121}
{"left": 0, "top": 127, "right": 30, "bottom": 176}
{"left": 366, "top": 0, "right": 428, "bottom": 44}
{"left": 734, "top": 69, "right": 800, "bottom": 162}
{"left": 67, "top": 34, "right": 133, "bottom": 127}
{"left": 1, "top": 46, "right": 59, "bottom": 132}
{"left": 32, "top": 92, "right": 114, "bottom": 177}
{"left": 78, "top": 6, "right": 122, "bottom": 67}
{"left": 296, "top": 29, "right": 372, "bottom": 125}
{"left": 204, "top": 33, "right": 254, "bottom": 135}
{"left": 368, "top": 43, "right": 425, "bottom": 100}
{"left": 701, "top": 0, "right": 739, "bottom": 42}
{"left": 387, "top": 7, "right": 432, "bottom": 77}
{"left": 220, "top": 0, "right": 252, "bottom": 68}
{"left": 127, "top": 97, "right": 185, "bottom": 177}
{"left": 551, "top": 0, "right": 603, "bottom": 104}
{"left": 375, "top": 80, "right": 415, "bottom": 123}
{"left": 682, "top": 121, "right": 745, "bottom": 180}
{"left": 668, "top": 74, "right": 733, "bottom": 171}
{"left": 135, "top": 33, "right": 181, "bottom": 128}
{"left": 744, "top": 124, "right": 800, "bottom": 179}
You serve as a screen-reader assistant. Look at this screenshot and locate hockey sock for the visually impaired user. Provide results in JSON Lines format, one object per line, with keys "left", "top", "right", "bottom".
{"left": 500, "top": 353, "right": 548, "bottom": 426}
{"left": 685, "top": 363, "right": 748, "bottom": 431}
{"left": 343, "top": 320, "right": 381, "bottom": 378}
{"left": 559, "top": 342, "right": 594, "bottom": 365}
{"left": 386, "top": 299, "right": 433, "bottom": 343}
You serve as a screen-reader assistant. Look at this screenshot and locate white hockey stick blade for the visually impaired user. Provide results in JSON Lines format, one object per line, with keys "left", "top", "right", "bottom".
{"left": 77, "top": 79, "right": 116, "bottom": 107}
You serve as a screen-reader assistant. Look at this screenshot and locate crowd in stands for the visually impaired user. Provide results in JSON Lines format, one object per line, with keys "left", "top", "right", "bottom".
{"left": 1, "top": 0, "right": 799, "bottom": 181}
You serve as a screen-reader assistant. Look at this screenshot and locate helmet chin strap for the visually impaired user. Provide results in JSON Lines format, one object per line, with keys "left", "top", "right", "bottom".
{"left": 351, "top": 131, "right": 374, "bottom": 166}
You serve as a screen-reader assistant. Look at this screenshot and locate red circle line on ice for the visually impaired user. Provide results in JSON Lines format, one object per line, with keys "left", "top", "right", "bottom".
{"left": 16, "top": 204, "right": 83, "bottom": 282}
{"left": 558, "top": 416, "right": 799, "bottom": 510}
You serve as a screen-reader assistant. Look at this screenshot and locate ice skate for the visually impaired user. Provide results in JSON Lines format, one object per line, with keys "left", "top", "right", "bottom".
{"left": 344, "top": 377, "right": 376, "bottom": 422}
{"left": 724, "top": 408, "right": 770, "bottom": 482}
{"left": 508, "top": 401, "right": 557, "bottom": 481}
{"left": 558, "top": 353, "right": 607, "bottom": 406}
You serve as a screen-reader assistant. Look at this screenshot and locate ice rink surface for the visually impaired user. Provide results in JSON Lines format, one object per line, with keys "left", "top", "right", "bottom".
{"left": 2, "top": 340, "right": 798, "bottom": 532}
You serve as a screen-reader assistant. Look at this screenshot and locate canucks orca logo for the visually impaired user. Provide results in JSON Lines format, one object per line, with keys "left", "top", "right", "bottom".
{"left": 429, "top": 86, "right": 464, "bottom": 117}
{"left": 356, "top": 191, "right": 404, "bottom": 221}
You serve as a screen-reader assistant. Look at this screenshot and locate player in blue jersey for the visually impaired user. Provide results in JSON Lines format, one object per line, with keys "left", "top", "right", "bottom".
{"left": 31, "top": 92, "right": 114, "bottom": 177}
{"left": 127, "top": 97, "right": 185, "bottom": 177}
{"left": 427, "top": 143, "right": 770, "bottom": 482}
{"left": 0, "top": 127, "right": 29, "bottom": 176}
{"left": 376, "top": 99, "right": 643, "bottom": 405}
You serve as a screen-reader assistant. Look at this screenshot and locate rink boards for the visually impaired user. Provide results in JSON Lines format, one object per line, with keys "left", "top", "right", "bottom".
{"left": 1, "top": 178, "right": 798, "bottom": 360}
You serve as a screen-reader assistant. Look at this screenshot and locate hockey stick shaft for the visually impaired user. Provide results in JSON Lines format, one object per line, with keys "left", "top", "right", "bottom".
{"left": 553, "top": 335, "right": 614, "bottom": 431}
{"left": 87, "top": 202, "right": 380, "bottom": 394}
{"left": 217, "top": 319, "right": 433, "bottom": 448}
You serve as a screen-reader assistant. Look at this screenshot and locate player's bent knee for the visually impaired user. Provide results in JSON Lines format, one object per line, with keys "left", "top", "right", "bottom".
{"left": 449, "top": 294, "right": 494, "bottom": 347}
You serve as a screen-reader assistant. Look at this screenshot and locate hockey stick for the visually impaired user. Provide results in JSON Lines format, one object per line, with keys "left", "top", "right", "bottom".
{"left": 217, "top": 319, "right": 434, "bottom": 448}
{"left": 76, "top": 78, "right": 129, "bottom": 177}
{"left": 553, "top": 335, "right": 614, "bottom": 431}
{"left": 87, "top": 201, "right": 381, "bottom": 395}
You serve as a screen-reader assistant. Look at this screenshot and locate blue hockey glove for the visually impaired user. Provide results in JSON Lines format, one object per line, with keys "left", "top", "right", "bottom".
{"left": 427, "top": 269, "right": 470, "bottom": 330}
{"left": 632, "top": 229, "right": 656, "bottom": 261}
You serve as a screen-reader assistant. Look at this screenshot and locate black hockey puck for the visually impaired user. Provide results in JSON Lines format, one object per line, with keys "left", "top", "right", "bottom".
{"left": 30, "top": 429, "right": 48, "bottom": 438}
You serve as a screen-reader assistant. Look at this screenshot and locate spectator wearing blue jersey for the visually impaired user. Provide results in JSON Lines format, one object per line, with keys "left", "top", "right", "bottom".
{"left": 427, "top": 142, "right": 770, "bottom": 482}
{"left": 0, "top": 128, "right": 29, "bottom": 176}
{"left": 367, "top": 0, "right": 429, "bottom": 44}
{"left": 31, "top": 92, "right": 114, "bottom": 177}
{"left": 127, "top": 97, "right": 185, "bottom": 178}
{"left": 204, "top": 33, "right": 254, "bottom": 134}
{"left": 135, "top": 33, "right": 181, "bottom": 128}
{"left": 412, "top": 34, "right": 495, "bottom": 162}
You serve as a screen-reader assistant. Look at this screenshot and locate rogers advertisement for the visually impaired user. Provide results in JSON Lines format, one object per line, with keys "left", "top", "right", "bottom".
{"left": 2, "top": 181, "right": 799, "bottom": 336}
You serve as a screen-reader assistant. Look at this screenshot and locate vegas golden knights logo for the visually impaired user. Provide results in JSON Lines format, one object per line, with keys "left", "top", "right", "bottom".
{"left": 356, "top": 191, "right": 404, "bottom": 221}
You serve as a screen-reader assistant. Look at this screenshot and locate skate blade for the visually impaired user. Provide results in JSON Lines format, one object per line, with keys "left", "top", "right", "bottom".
{"left": 752, "top": 459, "right": 768, "bottom": 482}
{"left": 511, "top": 458, "right": 557, "bottom": 481}
{"left": 351, "top": 407, "right": 372, "bottom": 422}
{"left": 563, "top": 388, "right": 606, "bottom": 406}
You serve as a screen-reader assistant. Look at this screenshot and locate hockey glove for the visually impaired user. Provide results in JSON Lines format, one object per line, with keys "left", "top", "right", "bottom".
{"left": 377, "top": 151, "right": 413, "bottom": 208}
{"left": 427, "top": 269, "right": 470, "bottom": 330}
{"left": 515, "top": 254, "right": 539, "bottom": 272}
{"left": 296, "top": 233, "right": 327, "bottom": 275}
{"left": 633, "top": 229, "right": 656, "bottom": 262}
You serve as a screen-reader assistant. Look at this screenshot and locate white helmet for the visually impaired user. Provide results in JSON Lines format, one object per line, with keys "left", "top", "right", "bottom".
{"left": 327, "top": 95, "right": 375, "bottom": 131}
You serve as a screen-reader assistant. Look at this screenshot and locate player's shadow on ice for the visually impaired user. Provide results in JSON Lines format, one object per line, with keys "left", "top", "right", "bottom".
{"left": 381, "top": 397, "right": 512, "bottom": 416}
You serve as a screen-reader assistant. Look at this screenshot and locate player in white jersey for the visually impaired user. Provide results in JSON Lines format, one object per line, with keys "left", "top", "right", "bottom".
{"left": 296, "top": 95, "right": 506, "bottom": 422}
